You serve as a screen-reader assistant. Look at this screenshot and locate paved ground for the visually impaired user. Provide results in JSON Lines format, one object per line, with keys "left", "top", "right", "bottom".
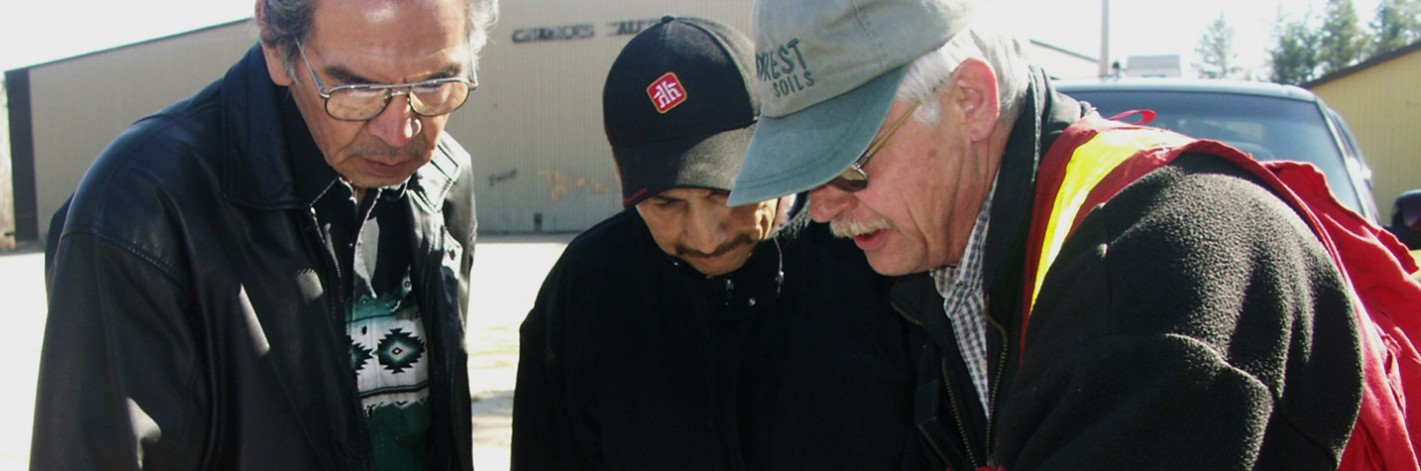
{"left": 466, "top": 233, "right": 575, "bottom": 470}
{"left": 0, "top": 233, "right": 574, "bottom": 470}
{"left": 0, "top": 243, "right": 45, "bottom": 470}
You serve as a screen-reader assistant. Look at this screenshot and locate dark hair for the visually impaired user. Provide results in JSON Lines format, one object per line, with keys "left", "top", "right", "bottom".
{"left": 257, "top": 0, "right": 499, "bottom": 79}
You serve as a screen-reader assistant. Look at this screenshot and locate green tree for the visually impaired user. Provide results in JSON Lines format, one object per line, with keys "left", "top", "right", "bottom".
{"left": 1195, "top": 12, "right": 1242, "bottom": 79}
{"left": 1268, "top": 12, "right": 1322, "bottom": 85}
{"left": 1371, "top": 0, "right": 1421, "bottom": 56}
{"left": 1319, "top": 0, "right": 1369, "bottom": 74}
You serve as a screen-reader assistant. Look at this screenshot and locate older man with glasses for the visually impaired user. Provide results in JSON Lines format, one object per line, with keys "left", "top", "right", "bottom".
{"left": 33, "top": 0, "right": 497, "bottom": 469}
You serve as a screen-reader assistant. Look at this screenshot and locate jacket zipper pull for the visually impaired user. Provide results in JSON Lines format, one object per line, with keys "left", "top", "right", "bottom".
{"left": 724, "top": 278, "right": 734, "bottom": 306}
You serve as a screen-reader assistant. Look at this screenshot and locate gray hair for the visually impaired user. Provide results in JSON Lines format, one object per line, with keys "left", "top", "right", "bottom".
{"left": 896, "top": 25, "right": 1030, "bottom": 127}
{"left": 258, "top": 0, "right": 500, "bottom": 80}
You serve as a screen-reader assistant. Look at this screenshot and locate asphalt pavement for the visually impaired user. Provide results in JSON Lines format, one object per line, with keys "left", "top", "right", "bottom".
{"left": 0, "top": 233, "right": 574, "bottom": 470}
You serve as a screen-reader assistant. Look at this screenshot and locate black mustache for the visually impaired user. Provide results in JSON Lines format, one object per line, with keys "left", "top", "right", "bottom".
{"left": 675, "top": 233, "right": 756, "bottom": 259}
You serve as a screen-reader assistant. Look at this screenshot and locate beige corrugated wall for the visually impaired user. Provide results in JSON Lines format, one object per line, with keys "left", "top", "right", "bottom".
{"left": 19, "top": 2, "right": 1096, "bottom": 237}
{"left": 27, "top": 22, "right": 258, "bottom": 242}
{"left": 1310, "top": 49, "right": 1421, "bottom": 221}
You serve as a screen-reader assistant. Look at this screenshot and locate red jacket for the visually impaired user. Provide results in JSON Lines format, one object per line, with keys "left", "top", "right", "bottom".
{"left": 1027, "top": 112, "right": 1421, "bottom": 470}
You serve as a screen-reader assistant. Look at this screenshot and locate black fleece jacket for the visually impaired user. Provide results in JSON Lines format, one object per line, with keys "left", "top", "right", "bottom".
{"left": 897, "top": 68, "right": 1363, "bottom": 470}
{"left": 512, "top": 210, "right": 931, "bottom": 470}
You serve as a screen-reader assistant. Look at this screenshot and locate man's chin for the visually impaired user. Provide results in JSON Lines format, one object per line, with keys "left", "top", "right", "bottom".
{"left": 352, "top": 177, "right": 414, "bottom": 190}
{"left": 684, "top": 249, "right": 758, "bottom": 276}
{"left": 687, "top": 258, "right": 744, "bottom": 277}
{"left": 343, "top": 166, "right": 422, "bottom": 190}
{"left": 351, "top": 161, "right": 421, "bottom": 186}
{"left": 863, "top": 252, "right": 922, "bottom": 277}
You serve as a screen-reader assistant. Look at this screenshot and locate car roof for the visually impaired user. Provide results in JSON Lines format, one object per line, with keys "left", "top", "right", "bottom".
{"left": 1054, "top": 79, "right": 1322, "bottom": 103}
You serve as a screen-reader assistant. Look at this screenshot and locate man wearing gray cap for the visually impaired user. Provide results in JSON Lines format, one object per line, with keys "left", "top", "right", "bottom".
{"left": 730, "top": 0, "right": 1364, "bottom": 469}
{"left": 511, "top": 16, "right": 927, "bottom": 469}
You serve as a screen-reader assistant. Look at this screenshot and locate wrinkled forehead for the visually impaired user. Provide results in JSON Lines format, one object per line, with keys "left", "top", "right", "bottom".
{"left": 307, "top": 0, "right": 471, "bottom": 75}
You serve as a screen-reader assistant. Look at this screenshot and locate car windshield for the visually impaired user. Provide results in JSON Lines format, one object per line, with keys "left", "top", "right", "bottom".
{"left": 1064, "top": 90, "right": 1363, "bottom": 213}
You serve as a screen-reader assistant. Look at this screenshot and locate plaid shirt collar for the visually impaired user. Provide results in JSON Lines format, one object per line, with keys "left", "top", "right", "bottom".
{"left": 929, "top": 176, "right": 998, "bottom": 417}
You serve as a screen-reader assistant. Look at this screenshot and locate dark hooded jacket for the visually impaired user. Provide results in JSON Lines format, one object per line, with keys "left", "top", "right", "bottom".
{"left": 900, "top": 68, "right": 1363, "bottom": 470}
{"left": 33, "top": 45, "right": 478, "bottom": 470}
{"left": 512, "top": 210, "right": 930, "bottom": 470}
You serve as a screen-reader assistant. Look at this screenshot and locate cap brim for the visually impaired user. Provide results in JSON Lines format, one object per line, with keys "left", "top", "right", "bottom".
{"left": 728, "top": 65, "right": 905, "bottom": 206}
{"left": 616, "top": 122, "right": 756, "bottom": 208}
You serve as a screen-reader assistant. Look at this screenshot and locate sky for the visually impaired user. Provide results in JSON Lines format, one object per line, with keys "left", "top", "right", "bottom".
{"left": 984, "top": 0, "right": 1380, "bottom": 77}
{"left": 0, "top": 0, "right": 1383, "bottom": 75}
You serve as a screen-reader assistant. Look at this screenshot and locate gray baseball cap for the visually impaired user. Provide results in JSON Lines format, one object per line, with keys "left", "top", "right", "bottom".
{"left": 727, "top": 0, "right": 974, "bottom": 206}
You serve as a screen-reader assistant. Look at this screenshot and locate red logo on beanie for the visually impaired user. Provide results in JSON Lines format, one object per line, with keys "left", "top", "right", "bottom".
{"left": 647, "top": 72, "right": 687, "bottom": 113}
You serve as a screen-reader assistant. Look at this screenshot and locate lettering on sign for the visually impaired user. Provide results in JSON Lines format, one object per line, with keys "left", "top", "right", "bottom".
{"left": 511, "top": 17, "right": 673, "bottom": 44}
{"left": 608, "top": 18, "right": 662, "bottom": 37}
{"left": 511, "top": 24, "right": 596, "bottom": 44}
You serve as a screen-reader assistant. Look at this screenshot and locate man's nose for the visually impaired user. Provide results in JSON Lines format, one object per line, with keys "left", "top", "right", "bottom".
{"left": 684, "top": 206, "right": 729, "bottom": 254}
{"left": 809, "top": 184, "right": 854, "bottom": 223}
{"left": 366, "top": 94, "right": 422, "bottom": 149}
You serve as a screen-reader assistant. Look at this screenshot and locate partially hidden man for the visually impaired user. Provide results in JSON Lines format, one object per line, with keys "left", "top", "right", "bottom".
{"left": 511, "top": 16, "right": 929, "bottom": 469}
{"left": 729, "top": 0, "right": 1365, "bottom": 469}
{"left": 33, "top": 0, "right": 498, "bottom": 468}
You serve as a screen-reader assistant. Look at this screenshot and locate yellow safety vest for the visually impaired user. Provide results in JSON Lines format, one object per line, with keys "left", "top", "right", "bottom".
{"left": 1024, "top": 114, "right": 1192, "bottom": 320}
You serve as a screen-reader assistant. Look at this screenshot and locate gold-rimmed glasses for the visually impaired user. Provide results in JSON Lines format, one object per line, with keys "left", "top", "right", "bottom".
{"left": 826, "top": 101, "right": 923, "bottom": 192}
{"left": 296, "top": 40, "right": 476, "bottom": 121}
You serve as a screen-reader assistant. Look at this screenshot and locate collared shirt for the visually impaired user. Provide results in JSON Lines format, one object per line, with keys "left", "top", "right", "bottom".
{"left": 929, "top": 177, "right": 998, "bottom": 417}
{"left": 284, "top": 96, "right": 431, "bottom": 470}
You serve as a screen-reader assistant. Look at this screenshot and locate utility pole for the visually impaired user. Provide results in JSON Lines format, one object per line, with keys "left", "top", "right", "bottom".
{"left": 1098, "top": 0, "right": 1111, "bottom": 78}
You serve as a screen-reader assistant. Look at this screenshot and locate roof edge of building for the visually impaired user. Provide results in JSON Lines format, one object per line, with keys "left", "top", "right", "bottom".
{"left": 1305, "top": 39, "right": 1421, "bottom": 89}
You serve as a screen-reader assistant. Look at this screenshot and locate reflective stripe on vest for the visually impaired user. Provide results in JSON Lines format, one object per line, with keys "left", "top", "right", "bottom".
{"left": 1027, "top": 127, "right": 1193, "bottom": 313}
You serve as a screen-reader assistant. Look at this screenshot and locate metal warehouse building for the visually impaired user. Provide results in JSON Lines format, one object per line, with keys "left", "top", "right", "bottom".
{"left": 0, "top": 75, "right": 12, "bottom": 250}
{"left": 4, "top": 0, "right": 1098, "bottom": 241}
{"left": 1306, "top": 40, "right": 1421, "bottom": 220}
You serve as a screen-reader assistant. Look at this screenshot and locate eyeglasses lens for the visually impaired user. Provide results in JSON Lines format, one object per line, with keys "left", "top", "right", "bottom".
{"left": 326, "top": 81, "right": 471, "bottom": 121}
{"left": 829, "top": 169, "right": 869, "bottom": 192}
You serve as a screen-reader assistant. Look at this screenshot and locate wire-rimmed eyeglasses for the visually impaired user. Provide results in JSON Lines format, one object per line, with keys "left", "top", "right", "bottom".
{"left": 826, "top": 101, "right": 923, "bottom": 192}
{"left": 296, "top": 40, "right": 476, "bottom": 122}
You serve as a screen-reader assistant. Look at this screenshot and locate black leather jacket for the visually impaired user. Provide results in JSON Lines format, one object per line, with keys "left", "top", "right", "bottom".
{"left": 33, "top": 45, "right": 478, "bottom": 470}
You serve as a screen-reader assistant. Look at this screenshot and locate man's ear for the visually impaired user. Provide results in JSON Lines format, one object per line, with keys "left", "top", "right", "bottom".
{"left": 255, "top": 0, "right": 295, "bottom": 87}
{"left": 945, "top": 58, "right": 1000, "bottom": 142}
{"left": 259, "top": 44, "right": 295, "bottom": 87}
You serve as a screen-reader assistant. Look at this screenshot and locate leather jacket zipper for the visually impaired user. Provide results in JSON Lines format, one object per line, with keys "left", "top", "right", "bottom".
{"left": 421, "top": 229, "right": 470, "bottom": 471}
{"left": 312, "top": 209, "right": 346, "bottom": 336}
{"left": 300, "top": 206, "right": 375, "bottom": 468}
{"left": 421, "top": 244, "right": 459, "bottom": 471}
